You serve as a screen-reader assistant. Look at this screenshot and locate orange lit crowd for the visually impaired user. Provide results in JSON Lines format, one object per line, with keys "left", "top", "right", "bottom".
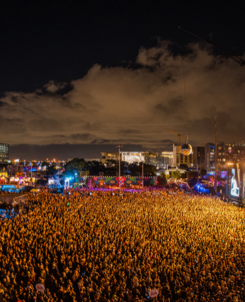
{"left": 0, "top": 190, "right": 245, "bottom": 302}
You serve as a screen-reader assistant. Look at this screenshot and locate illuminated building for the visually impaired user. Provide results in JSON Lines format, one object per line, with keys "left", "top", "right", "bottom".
{"left": 158, "top": 152, "right": 173, "bottom": 167}
{"left": 217, "top": 144, "right": 226, "bottom": 167}
{"left": 121, "top": 152, "right": 145, "bottom": 164}
{"left": 226, "top": 142, "right": 245, "bottom": 164}
{"left": 144, "top": 152, "right": 158, "bottom": 166}
{"left": 205, "top": 142, "right": 245, "bottom": 171}
{"left": 122, "top": 151, "right": 160, "bottom": 166}
{"left": 101, "top": 151, "right": 160, "bottom": 166}
{"left": 173, "top": 144, "right": 193, "bottom": 167}
{"left": 0, "top": 143, "right": 9, "bottom": 162}
{"left": 101, "top": 152, "right": 121, "bottom": 164}
{"left": 193, "top": 147, "right": 205, "bottom": 169}
{"left": 205, "top": 143, "right": 215, "bottom": 170}
{"left": 205, "top": 142, "right": 226, "bottom": 170}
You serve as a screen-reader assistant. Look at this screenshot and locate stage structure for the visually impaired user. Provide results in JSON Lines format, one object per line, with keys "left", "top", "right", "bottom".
{"left": 84, "top": 176, "right": 156, "bottom": 188}
{"left": 226, "top": 162, "right": 245, "bottom": 203}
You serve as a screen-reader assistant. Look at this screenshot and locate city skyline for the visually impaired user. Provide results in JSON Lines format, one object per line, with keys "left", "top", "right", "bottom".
{"left": 1, "top": 1, "right": 245, "bottom": 159}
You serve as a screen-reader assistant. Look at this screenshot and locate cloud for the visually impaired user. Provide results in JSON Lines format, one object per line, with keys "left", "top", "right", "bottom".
{"left": 43, "top": 80, "right": 67, "bottom": 93}
{"left": 155, "top": 97, "right": 184, "bottom": 116}
{"left": 119, "top": 129, "right": 141, "bottom": 134}
{"left": 160, "top": 139, "right": 175, "bottom": 143}
{"left": 1, "top": 40, "right": 245, "bottom": 155}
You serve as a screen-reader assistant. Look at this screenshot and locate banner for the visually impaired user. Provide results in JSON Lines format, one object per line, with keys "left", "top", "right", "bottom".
{"left": 87, "top": 176, "right": 156, "bottom": 187}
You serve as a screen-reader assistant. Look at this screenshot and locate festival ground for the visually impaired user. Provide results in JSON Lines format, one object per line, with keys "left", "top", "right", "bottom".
{"left": 0, "top": 189, "right": 245, "bottom": 301}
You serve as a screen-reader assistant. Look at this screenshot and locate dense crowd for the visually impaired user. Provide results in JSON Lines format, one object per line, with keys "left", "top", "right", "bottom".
{"left": 0, "top": 190, "right": 245, "bottom": 302}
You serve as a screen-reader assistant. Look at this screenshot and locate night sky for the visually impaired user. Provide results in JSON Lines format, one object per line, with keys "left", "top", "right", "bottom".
{"left": 1, "top": 1, "right": 245, "bottom": 160}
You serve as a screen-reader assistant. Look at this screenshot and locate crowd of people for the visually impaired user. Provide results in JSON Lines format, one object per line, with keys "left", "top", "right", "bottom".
{"left": 0, "top": 189, "right": 245, "bottom": 302}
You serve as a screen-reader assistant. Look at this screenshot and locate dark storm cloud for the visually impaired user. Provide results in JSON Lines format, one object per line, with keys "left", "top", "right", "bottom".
{"left": 11, "top": 96, "right": 19, "bottom": 103}
{"left": 119, "top": 129, "right": 141, "bottom": 134}
{"left": 155, "top": 97, "right": 184, "bottom": 115}
{"left": 28, "top": 118, "right": 64, "bottom": 132}
{"left": 59, "top": 98, "right": 86, "bottom": 110}
{"left": 156, "top": 139, "right": 176, "bottom": 150}
{"left": 1, "top": 40, "right": 245, "bottom": 156}
{"left": 160, "top": 139, "right": 175, "bottom": 144}
{"left": 216, "top": 112, "right": 231, "bottom": 128}
{"left": 91, "top": 139, "right": 112, "bottom": 144}
{"left": 70, "top": 133, "right": 97, "bottom": 142}
{"left": 0, "top": 118, "right": 26, "bottom": 134}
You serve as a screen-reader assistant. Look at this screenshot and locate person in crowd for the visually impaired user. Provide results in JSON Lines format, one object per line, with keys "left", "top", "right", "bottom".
{"left": 0, "top": 189, "right": 244, "bottom": 301}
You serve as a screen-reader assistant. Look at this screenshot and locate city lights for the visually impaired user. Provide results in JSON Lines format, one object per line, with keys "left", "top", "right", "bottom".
{"left": 1, "top": 2, "right": 245, "bottom": 301}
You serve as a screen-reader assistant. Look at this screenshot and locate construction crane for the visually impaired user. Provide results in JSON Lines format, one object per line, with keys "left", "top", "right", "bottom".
{"left": 163, "top": 128, "right": 184, "bottom": 146}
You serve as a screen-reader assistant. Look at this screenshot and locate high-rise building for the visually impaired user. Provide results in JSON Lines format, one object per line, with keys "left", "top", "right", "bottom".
{"left": 225, "top": 142, "right": 245, "bottom": 164}
{"left": 0, "top": 143, "right": 9, "bottom": 162}
{"left": 144, "top": 152, "right": 158, "bottom": 166}
{"left": 205, "top": 142, "right": 245, "bottom": 171}
{"left": 205, "top": 143, "right": 215, "bottom": 170}
{"left": 173, "top": 144, "right": 193, "bottom": 167}
{"left": 193, "top": 147, "right": 205, "bottom": 169}
{"left": 217, "top": 144, "right": 227, "bottom": 168}
{"left": 159, "top": 151, "right": 173, "bottom": 167}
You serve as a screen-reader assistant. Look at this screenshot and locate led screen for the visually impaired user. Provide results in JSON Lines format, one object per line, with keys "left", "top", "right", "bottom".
{"left": 230, "top": 167, "right": 240, "bottom": 197}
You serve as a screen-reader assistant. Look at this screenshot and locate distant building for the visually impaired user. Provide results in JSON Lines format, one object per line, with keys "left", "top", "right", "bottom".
{"left": 101, "top": 151, "right": 161, "bottom": 166}
{"left": 173, "top": 144, "right": 193, "bottom": 167}
{"left": 144, "top": 152, "right": 159, "bottom": 166}
{"left": 193, "top": 147, "right": 205, "bottom": 169}
{"left": 205, "top": 143, "right": 215, "bottom": 170}
{"left": 121, "top": 152, "right": 145, "bottom": 164}
{"left": 101, "top": 152, "right": 121, "bottom": 164}
{"left": 217, "top": 144, "right": 227, "bottom": 168}
{"left": 159, "top": 151, "right": 173, "bottom": 167}
{"left": 0, "top": 143, "right": 9, "bottom": 162}
{"left": 205, "top": 143, "right": 230, "bottom": 170}
{"left": 8, "top": 162, "right": 25, "bottom": 176}
{"left": 225, "top": 142, "right": 245, "bottom": 164}
{"left": 204, "top": 142, "right": 245, "bottom": 171}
